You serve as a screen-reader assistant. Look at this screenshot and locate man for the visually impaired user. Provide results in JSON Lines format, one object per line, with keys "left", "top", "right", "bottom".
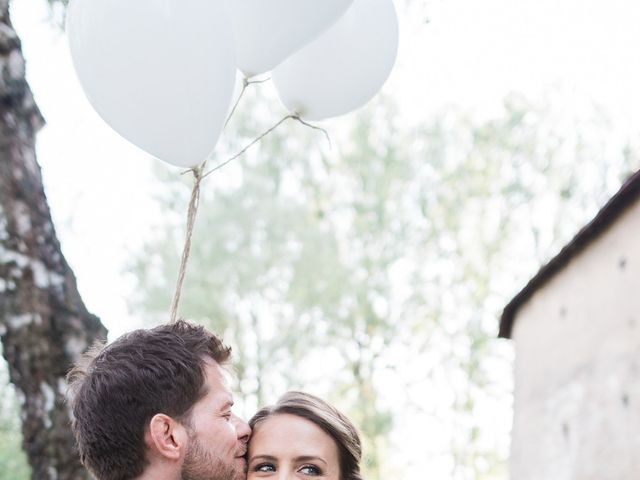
{"left": 67, "top": 320, "right": 251, "bottom": 480}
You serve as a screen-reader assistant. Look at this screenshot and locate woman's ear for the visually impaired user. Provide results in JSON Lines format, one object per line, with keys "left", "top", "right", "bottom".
{"left": 147, "top": 413, "right": 189, "bottom": 460}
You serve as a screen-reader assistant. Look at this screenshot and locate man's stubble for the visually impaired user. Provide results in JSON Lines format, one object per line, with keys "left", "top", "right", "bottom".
{"left": 181, "top": 435, "right": 244, "bottom": 480}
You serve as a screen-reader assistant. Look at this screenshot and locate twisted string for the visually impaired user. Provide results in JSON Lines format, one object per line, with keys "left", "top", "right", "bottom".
{"left": 169, "top": 163, "right": 204, "bottom": 323}
{"left": 224, "top": 76, "right": 271, "bottom": 128}
{"left": 170, "top": 76, "right": 330, "bottom": 321}
{"left": 203, "top": 114, "right": 331, "bottom": 179}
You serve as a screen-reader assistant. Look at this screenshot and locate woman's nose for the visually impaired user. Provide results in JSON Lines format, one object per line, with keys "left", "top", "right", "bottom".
{"left": 277, "top": 471, "right": 294, "bottom": 480}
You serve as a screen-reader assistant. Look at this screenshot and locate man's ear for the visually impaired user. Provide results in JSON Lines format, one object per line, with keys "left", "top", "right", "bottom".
{"left": 147, "top": 413, "right": 189, "bottom": 461}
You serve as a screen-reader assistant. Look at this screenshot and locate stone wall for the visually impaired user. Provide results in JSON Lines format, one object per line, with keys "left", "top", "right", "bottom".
{"left": 510, "top": 196, "right": 640, "bottom": 480}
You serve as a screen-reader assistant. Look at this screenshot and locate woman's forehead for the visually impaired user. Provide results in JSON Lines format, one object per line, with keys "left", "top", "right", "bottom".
{"left": 252, "top": 414, "right": 337, "bottom": 450}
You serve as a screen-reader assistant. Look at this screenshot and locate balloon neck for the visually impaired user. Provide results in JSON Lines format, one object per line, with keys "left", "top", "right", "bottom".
{"left": 292, "top": 107, "right": 306, "bottom": 119}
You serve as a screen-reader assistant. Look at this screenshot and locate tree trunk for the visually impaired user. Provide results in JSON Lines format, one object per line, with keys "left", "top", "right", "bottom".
{"left": 0, "top": 1, "right": 108, "bottom": 478}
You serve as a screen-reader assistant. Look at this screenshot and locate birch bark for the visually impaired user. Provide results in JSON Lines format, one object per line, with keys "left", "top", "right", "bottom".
{"left": 0, "top": 2, "right": 107, "bottom": 478}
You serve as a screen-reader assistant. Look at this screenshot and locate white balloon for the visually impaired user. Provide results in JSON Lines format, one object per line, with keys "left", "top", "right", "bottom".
{"left": 272, "top": 0, "right": 399, "bottom": 121}
{"left": 225, "top": 0, "right": 354, "bottom": 77}
{"left": 67, "top": 0, "right": 236, "bottom": 168}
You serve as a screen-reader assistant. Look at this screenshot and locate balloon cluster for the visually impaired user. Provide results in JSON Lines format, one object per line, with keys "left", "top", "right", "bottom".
{"left": 67, "top": 0, "right": 399, "bottom": 168}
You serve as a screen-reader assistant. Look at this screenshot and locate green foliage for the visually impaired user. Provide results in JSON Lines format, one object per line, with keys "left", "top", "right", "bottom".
{"left": 130, "top": 91, "right": 403, "bottom": 478}
{"left": 0, "top": 360, "right": 30, "bottom": 480}
{"left": 128, "top": 85, "right": 640, "bottom": 479}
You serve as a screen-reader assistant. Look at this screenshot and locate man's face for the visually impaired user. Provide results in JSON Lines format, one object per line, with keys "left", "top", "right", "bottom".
{"left": 181, "top": 361, "right": 251, "bottom": 480}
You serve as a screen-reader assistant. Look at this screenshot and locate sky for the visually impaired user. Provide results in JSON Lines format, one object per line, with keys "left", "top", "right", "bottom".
{"left": 7, "top": 0, "right": 640, "bottom": 478}
{"left": 10, "top": 0, "right": 640, "bottom": 338}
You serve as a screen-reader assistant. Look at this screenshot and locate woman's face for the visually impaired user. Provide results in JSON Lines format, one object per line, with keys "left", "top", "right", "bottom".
{"left": 247, "top": 413, "right": 340, "bottom": 479}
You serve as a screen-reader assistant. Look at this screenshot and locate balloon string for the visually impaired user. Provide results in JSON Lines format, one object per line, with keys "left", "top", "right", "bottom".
{"left": 224, "top": 76, "right": 271, "bottom": 128}
{"left": 169, "top": 111, "right": 329, "bottom": 320}
{"left": 203, "top": 114, "right": 331, "bottom": 179}
{"left": 170, "top": 86, "right": 328, "bottom": 321}
{"left": 169, "top": 164, "right": 204, "bottom": 323}
{"left": 294, "top": 115, "right": 332, "bottom": 148}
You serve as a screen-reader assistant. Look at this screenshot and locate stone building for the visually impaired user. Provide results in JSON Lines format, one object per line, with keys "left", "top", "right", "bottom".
{"left": 499, "top": 171, "right": 640, "bottom": 480}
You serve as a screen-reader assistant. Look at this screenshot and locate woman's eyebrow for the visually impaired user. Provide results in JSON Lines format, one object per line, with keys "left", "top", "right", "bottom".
{"left": 249, "top": 454, "right": 278, "bottom": 462}
{"left": 293, "top": 456, "right": 327, "bottom": 466}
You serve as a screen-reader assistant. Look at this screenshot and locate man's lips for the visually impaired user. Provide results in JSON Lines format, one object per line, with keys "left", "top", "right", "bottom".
{"left": 236, "top": 455, "right": 248, "bottom": 475}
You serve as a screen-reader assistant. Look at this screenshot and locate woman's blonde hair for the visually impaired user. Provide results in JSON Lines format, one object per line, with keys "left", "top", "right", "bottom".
{"left": 250, "top": 391, "right": 363, "bottom": 480}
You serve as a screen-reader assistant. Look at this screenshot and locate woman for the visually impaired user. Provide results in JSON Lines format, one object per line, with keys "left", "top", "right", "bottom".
{"left": 247, "top": 391, "right": 363, "bottom": 479}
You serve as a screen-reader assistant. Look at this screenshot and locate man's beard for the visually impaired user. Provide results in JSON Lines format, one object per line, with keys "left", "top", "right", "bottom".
{"left": 181, "top": 435, "right": 243, "bottom": 480}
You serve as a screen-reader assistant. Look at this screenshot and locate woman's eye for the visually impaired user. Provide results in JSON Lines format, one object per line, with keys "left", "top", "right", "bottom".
{"left": 254, "top": 463, "right": 276, "bottom": 472}
{"left": 299, "top": 465, "right": 321, "bottom": 475}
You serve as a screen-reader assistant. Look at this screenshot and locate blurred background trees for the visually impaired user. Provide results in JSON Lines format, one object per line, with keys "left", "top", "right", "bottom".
{"left": 2, "top": 0, "right": 640, "bottom": 479}
{"left": 0, "top": 362, "right": 29, "bottom": 480}
{"left": 1, "top": 82, "right": 638, "bottom": 480}
{"left": 127, "top": 87, "right": 640, "bottom": 479}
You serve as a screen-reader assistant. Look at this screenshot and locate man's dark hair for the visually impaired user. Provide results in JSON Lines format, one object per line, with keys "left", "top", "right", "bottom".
{"left": 67, "top": 320, "right": 232, "bottom": 480}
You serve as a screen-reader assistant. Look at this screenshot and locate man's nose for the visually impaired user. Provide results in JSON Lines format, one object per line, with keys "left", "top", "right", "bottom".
{"left": 232, "top": 413, "right": 251, "bottom": 442}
